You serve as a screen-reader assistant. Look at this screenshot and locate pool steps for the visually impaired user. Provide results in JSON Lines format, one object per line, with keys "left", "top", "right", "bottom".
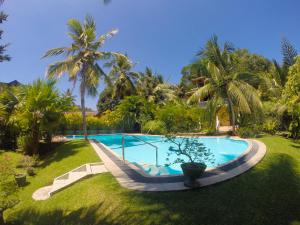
{"left": 32, "top": 162, "right": 107, "bottom": 200}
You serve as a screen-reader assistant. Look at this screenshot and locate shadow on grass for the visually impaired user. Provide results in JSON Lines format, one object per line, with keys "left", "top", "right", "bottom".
{"left": 124, "top": 153, "right": 300, "bottom": 225}
{"left": 8, "top": 153, "right": 300, "bottom": 225}
{"left": 8, "top": 202, "right": 162, "bottom": 225}
{"left": 38, "top": 141, "right": 89, "bottom": 168}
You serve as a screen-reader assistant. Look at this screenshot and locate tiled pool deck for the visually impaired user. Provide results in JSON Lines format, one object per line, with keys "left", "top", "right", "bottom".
{"left": 89, "top": 138, "right": 266, "bottom": 191}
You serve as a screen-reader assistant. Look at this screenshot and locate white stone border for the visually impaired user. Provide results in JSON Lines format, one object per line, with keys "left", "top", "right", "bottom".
{"left": 89, "top": 138, "right": 266, "bottom": 191}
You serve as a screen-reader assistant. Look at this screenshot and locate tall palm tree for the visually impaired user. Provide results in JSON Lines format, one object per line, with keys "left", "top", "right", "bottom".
{"left": 105, "top": 54, "right": 138, "bottom": 100}
{"left": 188, "top": 36, "right": 262, "bottom": 132}
{"left": 136, "top": 67, "right": 162, "bottom": 98}
{"left": 43, "top": 15, "right": 122, "bottom": 140}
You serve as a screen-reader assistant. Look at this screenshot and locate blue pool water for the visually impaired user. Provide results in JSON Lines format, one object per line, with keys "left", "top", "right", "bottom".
{"left": 67, "top": 134, "right": 249, "bottom": 176}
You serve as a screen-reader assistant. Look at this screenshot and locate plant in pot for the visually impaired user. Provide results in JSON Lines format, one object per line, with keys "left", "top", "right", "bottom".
{"left": 165, "top": 135, "right": 215, "bottom": 188}
{"left": 16, "top": 155, "right": 37, "bottom": 176}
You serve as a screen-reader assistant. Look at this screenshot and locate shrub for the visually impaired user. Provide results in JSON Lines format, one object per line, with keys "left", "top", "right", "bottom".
{"left": 236, "top": 127, "right": 260, "bottom": 138}
{"left": 16, "top": 155, "right": 38, "bottom": 169}
{"left": 155, "top": 104, "right": 203, "bottom": 133}
{"left": 142, "top": 120, "right": 167, "bottom": 134}
{"left": 262, "top": 119, "right": 279, "bottom": 135}
{"left": 0, "top": 156, "right": 19, "bottom": 223}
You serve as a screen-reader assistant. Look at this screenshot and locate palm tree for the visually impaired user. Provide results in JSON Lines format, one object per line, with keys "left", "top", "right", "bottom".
{"left": 43, "top": 15, "right": 122, "bottom": 140}
{"left": 136, "top": 67, "right": 161, "bottom": 99}
{"left": 106, "top": 54, "right": 138, "bottom": 100}
{"left": 188, "top": 36, "right": 262, "bottom": 132}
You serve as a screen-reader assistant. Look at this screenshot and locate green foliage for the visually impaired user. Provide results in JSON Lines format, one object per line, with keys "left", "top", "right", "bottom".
{"left": 141, "top": 120, "right": 166, "bottom": 134}
{"left": 281, "top": 56, "right": 300, "bottom": 138}
{"left": 44, "top": 15, "right": 124, "bottom": 139}
{"left": 262, "top": 119, "right": 279, "bottom": 135}
{"left": 0, "top": 155, "right": 19, "bottom": 222}
{"left": 10, "top": 79, "right": 72, "bottom": 155}
{"left": 236, "top": 127, "right": 260, "bottom": 138}
{"left": 188, "top": 36, "right": 262, "bottom": 132}
{"left": 155, "top": 104, "right": 202, "bottom": 133}
{"left": 113, "top": 96, "right": 155, "bottom": 132}
{"left": 165, "top": 135, "right": 215, "bottom": 165}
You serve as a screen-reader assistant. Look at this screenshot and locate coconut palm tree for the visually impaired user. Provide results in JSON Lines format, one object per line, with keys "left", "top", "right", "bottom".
{"left": 188, "top": 36, "right": 262, "bottom": 132}
{"left": 105, "top": 54, "right": 138, "bottom": 100}
{"left": 43, "top": 15, "right": 123, "bottom": 140}
{"left": 136, "top": 67, "right": 162, "bottom": 99}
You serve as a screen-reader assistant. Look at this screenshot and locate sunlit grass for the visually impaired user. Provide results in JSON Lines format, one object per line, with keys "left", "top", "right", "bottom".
{"left": 2, "top": 136, "right": 300, "bottom": 225}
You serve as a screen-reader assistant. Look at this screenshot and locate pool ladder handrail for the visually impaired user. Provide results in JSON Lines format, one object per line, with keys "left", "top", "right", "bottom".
{"left": 121, "top": 134, "right": 158, "bottom": 166}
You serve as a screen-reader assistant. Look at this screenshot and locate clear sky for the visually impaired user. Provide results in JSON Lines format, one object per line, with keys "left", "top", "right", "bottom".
{"left": 0, "top": 0, "right": 300, "bottom": 109}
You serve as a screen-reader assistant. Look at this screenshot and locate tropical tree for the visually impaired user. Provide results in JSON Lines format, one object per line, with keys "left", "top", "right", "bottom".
{"left": 105, "top": 54, "right": 138, "bottom": 100}
{"left": 136, "top": 67, "right": 177, "bottom": 104}
{"left": 270, "top": 38, "right": 298, "bottom": 92}
{"left": 280, "top": 56, "right": 300, "bottom": 138}
{"left": 188, "top": 36, "right": 262, "bottom": 132}
{"left": 10, "top": 79, "right": 72, "bottom": 155}
{"left": 44, "top": 15, "right": 124, "bottom": 140}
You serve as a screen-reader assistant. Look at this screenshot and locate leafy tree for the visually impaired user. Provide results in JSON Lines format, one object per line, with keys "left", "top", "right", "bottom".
{"left": 281, "top": 56, "right": 300, "bottom": 138}
{"left": 44, "top": 15, "right": 124, "bottom": 140}
{"left": 270, "top": 38, "right": 298, "bottom": 90}
{"left": 113, "top": 96, "right": 155, "bottom": 132}
{"left": 188, "top": 36, "right": 262, "bottom": 132}
{"left": 136, "top": 67, "right": 163, "bottom": 98}
{"left": 165, "top": 136, "right": 214, "bottom": 165}
{"left": 137, "top": 67, "right": 177, "bottom": 104}
{"left": 10, "top": 79, "right": 72, "bottom": 155}
{"left": 106, "top": 54, "right": 138, "bottom": 100}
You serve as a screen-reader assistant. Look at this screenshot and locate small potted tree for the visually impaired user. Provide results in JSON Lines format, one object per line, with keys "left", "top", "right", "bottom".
{"left": 166, "top": 135, "right": 215, "bottom": 188}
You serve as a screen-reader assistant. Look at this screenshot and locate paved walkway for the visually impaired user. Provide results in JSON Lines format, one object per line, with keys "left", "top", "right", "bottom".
{"left": 32, "top": 162, "right": 107, "bottom": 200}
{"left": 89, "top": 138, "right": 266, "bottom": 191}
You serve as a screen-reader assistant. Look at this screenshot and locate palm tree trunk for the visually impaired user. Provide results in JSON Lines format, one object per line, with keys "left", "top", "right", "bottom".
{"left": 80, "top": 81, "right": 88, "bottom": 140}
{"left": 228, "top": 99, "right": 236, "bottom": 132}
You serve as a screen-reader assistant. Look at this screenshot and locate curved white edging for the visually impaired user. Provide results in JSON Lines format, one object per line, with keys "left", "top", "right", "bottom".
{"left": 90, "top": 139, "right": 266, "bottom": 192}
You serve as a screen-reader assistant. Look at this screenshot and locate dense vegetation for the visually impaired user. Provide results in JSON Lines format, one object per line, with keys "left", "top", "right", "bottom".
{"left": 1, "top": 16, "right": 300, "bottom": 153}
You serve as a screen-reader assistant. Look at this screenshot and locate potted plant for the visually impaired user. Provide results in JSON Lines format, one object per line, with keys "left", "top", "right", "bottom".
{"left": 16, "top": 155, "right": 37, "bottom": 176}
{"left": 14, "top": 173, "right": 27, "bottom": 187}
{"left": 165, "top": 135, "right": 215, "bottom": 188}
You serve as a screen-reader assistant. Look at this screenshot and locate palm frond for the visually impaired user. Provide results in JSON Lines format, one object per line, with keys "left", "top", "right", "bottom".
{"left": 188, "top": 83, "right": 214, "bottom": 104}
{"left": 234, "top": 72, "right": 261, "bottom": 87}
{"left": 95, "top": 28, "right": 119, "bottom": 48}
{"left": 227, "top": 82, "right": 251, "bottom": 113}
{"left": 42, "top": 47, "right": 74, "bottom": 58}
{"left": 67, "top": 19, "right": 83, "bottom": 38}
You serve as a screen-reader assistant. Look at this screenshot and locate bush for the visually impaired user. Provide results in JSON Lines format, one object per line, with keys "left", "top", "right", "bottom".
{"left": 142, "top": 120, "right": 167, "bottom": 134}
{"left": 236, "top": 127, "right": 260, "bottom": 138}
{"left": 16, "top": 155, "right": 38, "bottom": 169}
{"left": 262, "top": 119, "right": 279, "bottom": 135}
{"left": 155, "top": 104, "right": 203, "bottom": 133}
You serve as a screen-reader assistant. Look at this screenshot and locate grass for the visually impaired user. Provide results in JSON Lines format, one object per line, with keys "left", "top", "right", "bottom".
{"left": 2, "top": 136, "right": 300, "bottom": 225}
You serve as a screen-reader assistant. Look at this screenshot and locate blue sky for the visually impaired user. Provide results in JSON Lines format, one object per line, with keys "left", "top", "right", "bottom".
{"left": 1, "top": 0, "right": 300, "bottom": 109}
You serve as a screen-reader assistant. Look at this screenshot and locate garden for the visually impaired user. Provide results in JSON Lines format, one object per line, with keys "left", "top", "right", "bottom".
{"left": 1, "top": 1, "right": 300, "bottom": 225}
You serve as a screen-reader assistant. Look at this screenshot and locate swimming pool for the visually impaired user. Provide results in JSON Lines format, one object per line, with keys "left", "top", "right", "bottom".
{"left": 68, "top": 134, "right": 249, "bottom": 177}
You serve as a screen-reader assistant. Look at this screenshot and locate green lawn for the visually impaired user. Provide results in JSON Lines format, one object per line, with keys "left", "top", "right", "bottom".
{"left": 2, "top": 136, "right": 300, "bottom": 225}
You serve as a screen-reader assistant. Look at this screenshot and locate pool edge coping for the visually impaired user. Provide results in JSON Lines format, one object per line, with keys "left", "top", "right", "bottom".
{"left": 88, "top": 137, "right": 266, "bottom": 192}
